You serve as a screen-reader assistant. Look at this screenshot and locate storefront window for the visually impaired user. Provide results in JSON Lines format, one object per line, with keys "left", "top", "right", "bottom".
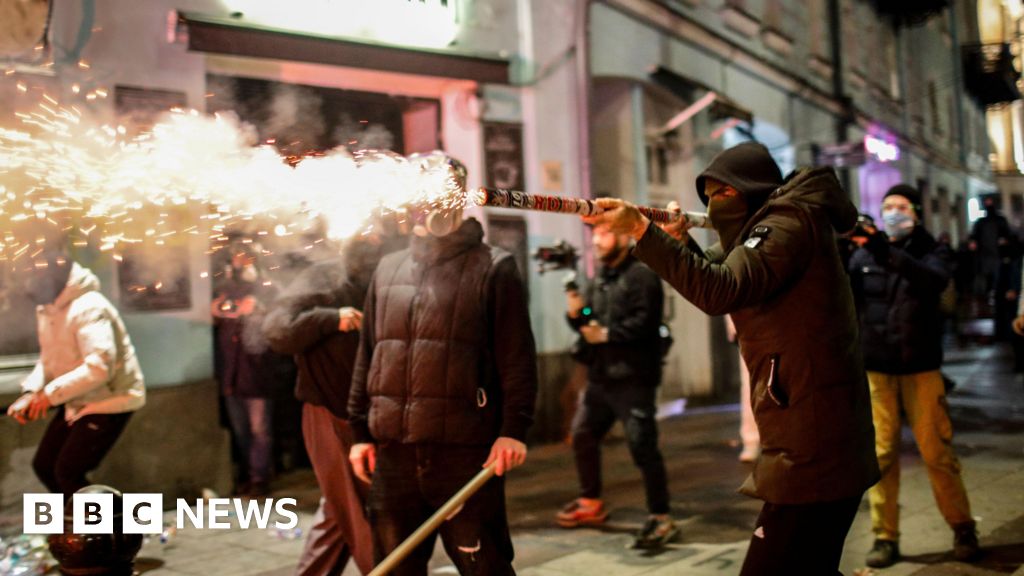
{"left": 0, "top": 268, "right": 39, "bottom": 359}
{"left": 206, "top": 75, "right": 441, "bottom": 156}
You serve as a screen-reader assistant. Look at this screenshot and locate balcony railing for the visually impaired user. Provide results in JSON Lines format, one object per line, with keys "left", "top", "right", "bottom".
{"left": 869, "top": 0, "right": 950, "bottom": 27}
{"left": 963, "top": 42, "right": 1022, "bottom": 107}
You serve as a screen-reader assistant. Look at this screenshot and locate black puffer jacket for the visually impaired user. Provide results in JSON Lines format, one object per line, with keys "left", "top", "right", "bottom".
{"left": 263, "top": 259, "right": 366, "bottom": 418}
{"left": 348, "top": 218, "right": 538, "bottom": 446}
{"left": 848, "top": 225, "right": 950, "bottom": 374}
{"left": 568, "top": 256, "right": 664, "bottom": 385}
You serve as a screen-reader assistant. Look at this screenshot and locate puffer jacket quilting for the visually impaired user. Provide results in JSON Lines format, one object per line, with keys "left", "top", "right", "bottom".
{"left": 349, "top": 218, "right": 537, "bottom": 446}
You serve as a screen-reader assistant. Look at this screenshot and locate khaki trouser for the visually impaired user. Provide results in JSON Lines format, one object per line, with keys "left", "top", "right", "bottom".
{"left": 867, "top": 370, "right": 973, "bottom": 542}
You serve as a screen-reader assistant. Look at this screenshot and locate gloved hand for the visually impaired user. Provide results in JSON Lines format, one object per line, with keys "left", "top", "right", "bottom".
{"left": 864, "top": 230, "right": 891, "bottom": 266}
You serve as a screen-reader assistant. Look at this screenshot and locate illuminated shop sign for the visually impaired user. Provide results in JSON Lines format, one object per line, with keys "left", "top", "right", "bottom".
{"left": 864, "top": 134, "right": 899, "bottom": 163}
{"left": 218, "top": 0, "right": 461, "bottom": 49}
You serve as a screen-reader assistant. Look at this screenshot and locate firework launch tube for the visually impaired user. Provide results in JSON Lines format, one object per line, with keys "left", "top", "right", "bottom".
{"left": 368, "top": 463, "right": 497, "bottom": 576}
{"left": 473, "top": 188, "right": 710, "bottom": 228}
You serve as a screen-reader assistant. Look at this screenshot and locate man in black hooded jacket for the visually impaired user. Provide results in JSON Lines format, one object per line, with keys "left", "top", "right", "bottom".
{"left": 583, "top": 142, "right": 879, "bottom": 575}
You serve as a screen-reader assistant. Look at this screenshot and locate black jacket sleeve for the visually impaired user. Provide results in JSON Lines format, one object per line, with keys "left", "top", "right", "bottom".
{"left": 886, "top": 244, "right": 950, "bottom": 294}
{"left": 489, "top": 257, "right": 538, "bottom": 442}
{"left": 263, "top": 265, "right": 343, "bottom": 355}
{"left": 347, "top": 275, "right": 377, "bottom": 444}
{"left": 565, "top": 281, "right": 593, "bottom": 332}
{"left": 263, "top": 298, "right": 341, "bottom": 355}
{"left": 633, "top": 208, "right": 813, "bottom": 316}
{"left": 847, "top": 247, "right": 870, "bottom": 309}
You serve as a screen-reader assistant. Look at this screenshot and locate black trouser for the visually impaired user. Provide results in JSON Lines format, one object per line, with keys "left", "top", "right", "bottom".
{"left": 33, "top": 407, "right": 133, "bottom": 498}
{"left": 571, "top": 381, "right": 670, "bottom": 515}
{"left": 368, "top": 443, "right": 515, "bottom": 576}
{"left": 739, "top": 494, "right": 862, "bottom": 576}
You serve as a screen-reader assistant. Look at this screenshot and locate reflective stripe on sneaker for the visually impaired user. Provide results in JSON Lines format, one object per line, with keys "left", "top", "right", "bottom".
{"left": 555, "top": 499, "right": 609, "bottom": 528}
{"left": 633, "top": 517, "right": 679, "bottom": 549}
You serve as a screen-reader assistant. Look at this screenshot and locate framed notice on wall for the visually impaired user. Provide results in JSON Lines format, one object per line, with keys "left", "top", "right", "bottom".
{"left": 117, "top": 245, "right": 192, "bottom": 312}
{"left": 486, "top": 215, "right": 530, "bottom": 296}
{"left": 115, "top": 85, "right": 188, "bottom": 133}
{"left": 483, "top": 122, "right": 525, "bottom": 191}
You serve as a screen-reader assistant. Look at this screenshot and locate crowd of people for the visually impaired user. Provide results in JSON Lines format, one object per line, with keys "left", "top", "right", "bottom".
{"left": 10, "top": 141, "right": 1020, "bottom": 575}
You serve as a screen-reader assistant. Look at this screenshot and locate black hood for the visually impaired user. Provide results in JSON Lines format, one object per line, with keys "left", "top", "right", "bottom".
{"left": 764, "top": 167, "right": 858, "bottom": 234}
{"left": 696, "top": 142, "right": 783, "bottom": 209}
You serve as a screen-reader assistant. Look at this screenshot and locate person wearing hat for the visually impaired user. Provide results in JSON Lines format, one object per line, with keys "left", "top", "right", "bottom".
{"left": 583, "top": 142, "right": 879, "bottom": 575}
{"left": 847, "top": 184, "right": 978, "bottom": 567}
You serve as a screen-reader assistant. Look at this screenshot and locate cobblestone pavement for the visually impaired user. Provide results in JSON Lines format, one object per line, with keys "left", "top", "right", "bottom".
{"left": 5, "top": 344, "right": 1023, "bottom": 576}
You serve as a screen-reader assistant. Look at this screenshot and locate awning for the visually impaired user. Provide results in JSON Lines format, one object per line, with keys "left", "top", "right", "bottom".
{"left": 648, "top": 65, "right": 754, "bottom": 132}
{"left": 962, "top": 43, "right": 1021, "bottom": 106}
{"left": 177, "top": 12, "right": 512, "bottom": 85}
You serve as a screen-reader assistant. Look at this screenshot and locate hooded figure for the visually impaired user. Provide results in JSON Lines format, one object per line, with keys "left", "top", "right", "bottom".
{"left": 20, "top": 261, "right": 145, "bottom": 420}
{"left": 585, "top": 142, "right": 880, "bottom": 575}
{"left": 8, "top": 255, "right": 145, "bottom": 497}
{"left": 675, "top": 143, "right": 879, "bottom": 502}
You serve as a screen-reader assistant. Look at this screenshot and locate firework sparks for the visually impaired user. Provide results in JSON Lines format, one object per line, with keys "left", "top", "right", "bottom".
{"left": 0, "top": 100, "right": 469, "bottom": 273}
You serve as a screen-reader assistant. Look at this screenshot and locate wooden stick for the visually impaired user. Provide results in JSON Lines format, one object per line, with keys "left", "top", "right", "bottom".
{"left": 368, "top": 463, "right": 498, "bottom": 576}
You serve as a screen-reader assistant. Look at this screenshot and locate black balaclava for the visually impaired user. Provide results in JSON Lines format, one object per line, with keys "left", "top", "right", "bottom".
{"left": 695, "top": 142, "right": 783, "bottom": 248}
{"left": 23, "top": 249, "right": 72, "bottom": 306}
{"left": 705, "top": 180, "right": 750, "bottom": 250}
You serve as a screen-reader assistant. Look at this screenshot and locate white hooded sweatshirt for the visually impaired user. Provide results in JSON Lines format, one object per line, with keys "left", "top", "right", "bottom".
{"left": 21, "top": 263, "right": 146, "bottom": 421}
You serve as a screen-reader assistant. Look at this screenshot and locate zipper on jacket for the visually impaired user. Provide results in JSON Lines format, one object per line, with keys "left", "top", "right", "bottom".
{"left": 403, "top": 267, "right": 424, "bottom": 440}
{"left": 766, "top": 354, "right": 788, "bottom": 408}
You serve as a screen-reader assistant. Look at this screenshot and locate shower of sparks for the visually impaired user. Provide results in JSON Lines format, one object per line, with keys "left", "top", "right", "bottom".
{"left": 0, "top": 99, "right": 470, "bottom": 275}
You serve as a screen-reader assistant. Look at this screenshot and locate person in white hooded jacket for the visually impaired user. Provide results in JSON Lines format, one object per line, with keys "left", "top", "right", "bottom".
{"left": 7, "top": 247, "right": 145, "bottom": 497}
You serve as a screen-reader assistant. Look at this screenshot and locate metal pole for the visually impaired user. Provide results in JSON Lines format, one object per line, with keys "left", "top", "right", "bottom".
{"left": 367, "top": 464, "right": 498, "bottom": 576}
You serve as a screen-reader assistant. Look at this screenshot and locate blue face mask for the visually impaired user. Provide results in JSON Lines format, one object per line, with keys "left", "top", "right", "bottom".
{"left": 882, "top": 210, "right": 915, "bottom": 241}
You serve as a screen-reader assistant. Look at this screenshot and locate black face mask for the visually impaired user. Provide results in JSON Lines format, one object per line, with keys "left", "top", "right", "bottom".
{"left": 23, "top": 261, "right": 71, "bottom": 306}
{"left": 708, "top": 194, "right": 749, "bottom": 249}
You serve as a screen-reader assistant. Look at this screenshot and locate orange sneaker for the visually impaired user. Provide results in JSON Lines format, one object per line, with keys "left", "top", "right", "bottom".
{"left": 556, "top": 499, "right": 609, "bottom": 528}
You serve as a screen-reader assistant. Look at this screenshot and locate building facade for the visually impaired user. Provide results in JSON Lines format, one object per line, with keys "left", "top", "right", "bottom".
{"left": 0, "top": 0, "right": 1009, "bottom": 504}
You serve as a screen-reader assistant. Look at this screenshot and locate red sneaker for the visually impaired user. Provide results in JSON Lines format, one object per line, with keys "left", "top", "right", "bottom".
{"left": 556, "top": 499, "right": 609, "bottom": 528}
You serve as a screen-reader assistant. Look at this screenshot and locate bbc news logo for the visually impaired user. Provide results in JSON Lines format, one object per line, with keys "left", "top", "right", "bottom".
{"left": 24, "top": 494, "right": 298, "bottom": 534}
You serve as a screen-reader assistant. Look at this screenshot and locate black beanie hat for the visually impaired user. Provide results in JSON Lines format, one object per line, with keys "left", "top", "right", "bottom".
{"left": 883, "top": 184, "right": 922, "bottom": 217}
{"left": 696, "top": 142, "right": 783, "bottom": 207}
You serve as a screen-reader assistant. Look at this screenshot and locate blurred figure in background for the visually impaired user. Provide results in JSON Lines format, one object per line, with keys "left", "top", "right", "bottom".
{"left": 558, "top": 222, "right": 675, "bottom": 549}
{"left": 969, "top": 195, "right": 1013, "bottom": 316}
{"left": 1009, "top": 259, "right": 1024, "bottom": 375}
{"left": 994, "top": 230, "right": 1021, "bottom": 342}
{"left": 848, "top": 184, "right": 978, "bottom": 567}
{"left": 212, "top": 240, "right": 290, "bottom": 497}
{"left": 264, "top": 227, "right": 406, "bottom": 576}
